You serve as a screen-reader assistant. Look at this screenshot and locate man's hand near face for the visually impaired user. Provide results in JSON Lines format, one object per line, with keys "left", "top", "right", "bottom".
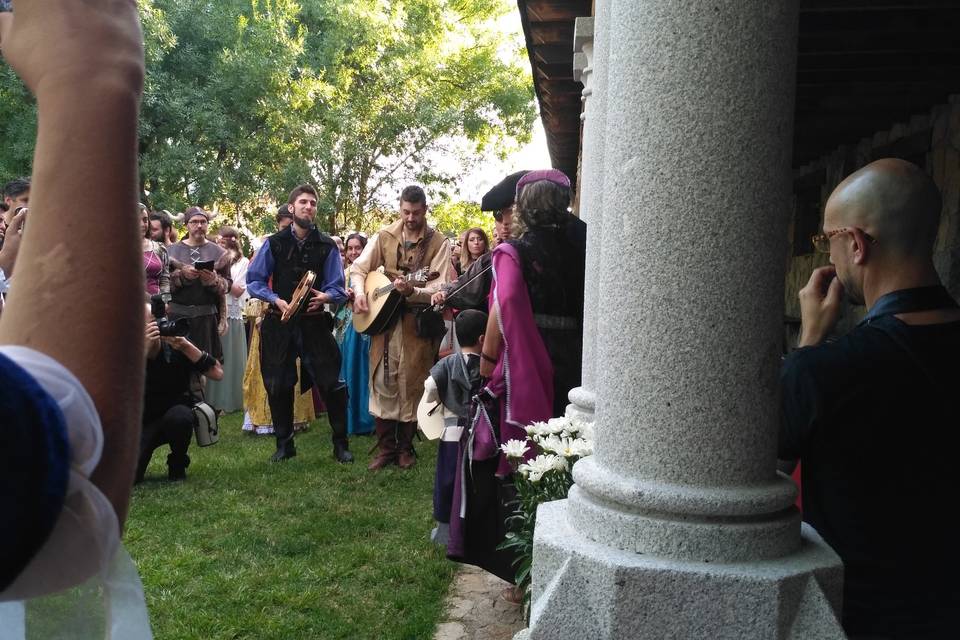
{"left": 798, "top": 266, "right": 844, "bottom": 347}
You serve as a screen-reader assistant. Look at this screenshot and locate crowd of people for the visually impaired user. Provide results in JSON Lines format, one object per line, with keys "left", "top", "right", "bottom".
{"left": 4, "top": 2, "right": 960, "bottom": 639}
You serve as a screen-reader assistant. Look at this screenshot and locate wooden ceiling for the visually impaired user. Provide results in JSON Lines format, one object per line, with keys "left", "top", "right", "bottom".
{"left": 518, "top": 0, "right": 960, "bottom": 182}
{"left": 518, "top": 0, "right": 591, "bottom": 183}
{"left": 794, "top": 0, "right": 960, "bottom": 165}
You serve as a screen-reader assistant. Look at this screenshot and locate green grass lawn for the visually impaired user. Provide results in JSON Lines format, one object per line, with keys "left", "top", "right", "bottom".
{"left": 125, "top": 412, "right": 456, "bottom": 639}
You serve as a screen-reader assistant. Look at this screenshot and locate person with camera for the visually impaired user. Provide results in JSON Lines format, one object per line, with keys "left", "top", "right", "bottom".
{"left": 139, "top": 302, "right": 223, "bottom": 483}
{"left": 246, "top": 184, "right": 353, "bottom": 463}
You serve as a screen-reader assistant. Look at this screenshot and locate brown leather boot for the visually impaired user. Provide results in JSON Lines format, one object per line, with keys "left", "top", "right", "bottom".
{"left": 397, "top": 421, "right": 417, "bottom": 470}
{"left": 368, "top": 419, "right": 398, "bottom": 470}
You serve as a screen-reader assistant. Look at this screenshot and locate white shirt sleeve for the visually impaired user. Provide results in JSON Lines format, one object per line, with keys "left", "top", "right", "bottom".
{"left": 0, "top": 346, "right": 152, "bottom": 638}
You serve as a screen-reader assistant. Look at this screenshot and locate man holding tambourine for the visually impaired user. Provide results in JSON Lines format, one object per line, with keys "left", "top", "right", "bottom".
{"left": 246, "top": 184, "right": 353, "bottom": 463}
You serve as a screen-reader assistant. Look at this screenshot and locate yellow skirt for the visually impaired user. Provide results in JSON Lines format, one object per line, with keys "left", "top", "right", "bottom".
{"left": 242, "top": 319, "right": 314, "bottom": 430}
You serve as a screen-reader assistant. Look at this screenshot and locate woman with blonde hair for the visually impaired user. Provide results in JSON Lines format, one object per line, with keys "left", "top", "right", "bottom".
{"left": 459, "top": 227, "right": 489, "bottom": 273}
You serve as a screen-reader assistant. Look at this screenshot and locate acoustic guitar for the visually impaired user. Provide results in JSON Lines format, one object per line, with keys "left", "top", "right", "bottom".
{"left": 353, "top": 267, "right": 439, "bottom": 335}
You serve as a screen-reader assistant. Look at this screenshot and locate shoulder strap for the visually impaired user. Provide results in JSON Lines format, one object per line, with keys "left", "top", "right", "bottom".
{"left": 414, "top": 227, "right": 436, "bottom": 271}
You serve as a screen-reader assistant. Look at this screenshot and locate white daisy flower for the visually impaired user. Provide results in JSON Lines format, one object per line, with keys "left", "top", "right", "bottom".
{"left": 500, "top": 439, "right": 531, "bottom": 460}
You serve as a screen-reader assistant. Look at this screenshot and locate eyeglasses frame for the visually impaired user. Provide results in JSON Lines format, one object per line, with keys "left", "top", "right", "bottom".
{"left": 810, "top": 226, "right": 877, "bottom": 254}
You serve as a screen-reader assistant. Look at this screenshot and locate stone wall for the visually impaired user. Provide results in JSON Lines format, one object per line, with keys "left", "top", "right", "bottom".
{"left": 783, "top": 95, "right": 960, "bottom": 345}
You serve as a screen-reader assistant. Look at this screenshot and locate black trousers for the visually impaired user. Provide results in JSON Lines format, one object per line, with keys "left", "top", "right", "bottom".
{"left": 137, "top": 404, "right": 193, "bottom": 481}
{"left": 259, "top": 313, "right": 347, "bottom": 451}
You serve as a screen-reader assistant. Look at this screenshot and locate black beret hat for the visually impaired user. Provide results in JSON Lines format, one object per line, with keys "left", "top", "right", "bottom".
{"left": 480, "top": 170, "right": 530, "bottom": 212}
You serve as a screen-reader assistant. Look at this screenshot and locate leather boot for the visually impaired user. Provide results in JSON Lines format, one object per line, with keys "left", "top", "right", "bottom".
{"left": 368, "top": 418, "right": 398, "bottom": 470}
{"left": 268, "top": 387, "right": 297, "bottom": 462}
{"left": 397, "top": 421, "right": 417, "bottom": 470}
{"left": 325, "top": 385, "right": 354, "bottom": 463}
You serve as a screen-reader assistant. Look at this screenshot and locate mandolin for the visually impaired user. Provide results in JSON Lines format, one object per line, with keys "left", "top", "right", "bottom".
{"left": 353, "top": 267, "right": 439, "bottom": 335}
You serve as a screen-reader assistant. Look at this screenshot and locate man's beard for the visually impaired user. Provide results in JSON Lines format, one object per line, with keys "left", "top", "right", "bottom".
{"left": 293, "top": 216, "right": 313, "bottom": 230}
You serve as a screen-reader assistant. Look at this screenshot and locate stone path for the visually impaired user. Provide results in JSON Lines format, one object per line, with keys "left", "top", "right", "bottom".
{"left": 433, "top": 565, "right": 525, "bottom": 640}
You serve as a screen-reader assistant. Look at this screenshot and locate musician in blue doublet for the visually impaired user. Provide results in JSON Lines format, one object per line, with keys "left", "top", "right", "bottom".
{"left": 246, "top": 184, "right": 352, "bottom": 463}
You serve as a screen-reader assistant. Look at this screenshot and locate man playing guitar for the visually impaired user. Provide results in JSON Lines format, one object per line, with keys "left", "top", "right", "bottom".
{"left": 246, "top": 184, "right": 353, "bottom": 463}
{"left": 351, "top": 185, "right": 451, "bottom": 469}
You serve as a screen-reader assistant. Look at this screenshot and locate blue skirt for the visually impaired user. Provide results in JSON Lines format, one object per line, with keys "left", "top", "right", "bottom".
{"left": 339, "top": 320, "right": 374, "bottom": 435}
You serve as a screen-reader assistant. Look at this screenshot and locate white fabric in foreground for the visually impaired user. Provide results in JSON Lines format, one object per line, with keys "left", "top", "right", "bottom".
{"left": 0, "top": 346, "right": 152, "bottom": 639}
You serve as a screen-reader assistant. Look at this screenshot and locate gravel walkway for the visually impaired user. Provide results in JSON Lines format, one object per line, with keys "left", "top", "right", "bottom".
{"left": 433, "top": 565, "right": 525, "bottom": 640}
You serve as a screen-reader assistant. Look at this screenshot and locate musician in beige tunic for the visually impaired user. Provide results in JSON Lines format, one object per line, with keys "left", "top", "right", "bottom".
{"left": 351, "top": 185, "right": 451, "bottom": 470}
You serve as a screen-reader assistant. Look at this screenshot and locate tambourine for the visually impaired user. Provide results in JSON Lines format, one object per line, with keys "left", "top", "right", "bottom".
{"left": 281, "top": 270, "right": 316, "bottom": 323}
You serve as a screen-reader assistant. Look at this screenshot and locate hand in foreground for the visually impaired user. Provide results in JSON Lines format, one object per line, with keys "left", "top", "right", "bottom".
{"left": 353, "top": 292, "right": 369, "bottom": 314}
{"left": 0, "top": 0, "right": 144, "bottom": 97}
{"left": 430, "top": 290, "right": 446, "bottom": 307}
{"left": 306, "top": 288, "right": 328, "bottom": 313}
{"left": 798, "top": 266, "right": 844, "bottom": 347}
{"left": 274, "top": 298, "right": 290, "bottom": 315}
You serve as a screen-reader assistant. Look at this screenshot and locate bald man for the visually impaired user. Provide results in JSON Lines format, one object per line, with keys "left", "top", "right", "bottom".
{"left": 779, "top": 158, "right": 960, "bottom": 639}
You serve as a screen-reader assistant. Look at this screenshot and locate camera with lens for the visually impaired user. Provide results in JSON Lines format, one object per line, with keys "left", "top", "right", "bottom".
{"left": 150, "top": 294, "right": 190, "bottom": 337}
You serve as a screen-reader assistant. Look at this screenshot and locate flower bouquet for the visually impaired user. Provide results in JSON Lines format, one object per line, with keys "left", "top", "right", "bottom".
{"left": 497, "top": 415, "right": 595, "bottom": 610}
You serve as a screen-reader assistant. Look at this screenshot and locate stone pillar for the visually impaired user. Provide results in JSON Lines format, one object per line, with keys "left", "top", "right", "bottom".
{"left": 566, "top": 14, "right": 604, "bottom": 420}
{"left": 519, "top": 2, "right": 845, "bottom": 638}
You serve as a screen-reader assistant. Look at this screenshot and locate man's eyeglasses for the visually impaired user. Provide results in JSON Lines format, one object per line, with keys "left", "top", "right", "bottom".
{"left": 811, "top": 227, "right": 877, "bottom": 253}
{"left": 493, "top": 205, "right": 513, "bottom": 223}
{"left": 187, "top": 220, "right": 208, "bottom": 226}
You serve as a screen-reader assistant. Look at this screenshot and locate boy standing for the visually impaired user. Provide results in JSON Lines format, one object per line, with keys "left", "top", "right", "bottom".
{"left": 423, "top": 309, "right": 487, "bottom": 544}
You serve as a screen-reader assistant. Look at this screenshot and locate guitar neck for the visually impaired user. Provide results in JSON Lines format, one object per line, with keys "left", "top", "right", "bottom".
{"left": 374, "top": 271, "right": 423, "bottom": 298}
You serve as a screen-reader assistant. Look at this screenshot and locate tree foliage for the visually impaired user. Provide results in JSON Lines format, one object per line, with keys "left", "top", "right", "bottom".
{"left": 1, "top": 0, "right": 535, "bottom": 238}
{"left": 0, "top": 65, "right": 35, "bottom": 181}
{"left": 429, "top": 200, "right": 491, "bottom": 240}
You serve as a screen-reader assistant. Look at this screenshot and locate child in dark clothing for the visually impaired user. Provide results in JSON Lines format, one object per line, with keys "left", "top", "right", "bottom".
{"left": 424, "top": 309, "right": 487, "bottom": 545}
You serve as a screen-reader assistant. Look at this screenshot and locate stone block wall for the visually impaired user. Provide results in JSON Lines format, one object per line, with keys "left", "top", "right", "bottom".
{"left": 783, "top": 95, "right": 960, "bottom": 346}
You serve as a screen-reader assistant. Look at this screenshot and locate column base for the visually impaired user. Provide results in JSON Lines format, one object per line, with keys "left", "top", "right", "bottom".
{"left": 565, "top": 386, "right": 595, "bottom": 421}
{"left": 516, "top": 500, "right": 844, "bottom": 640}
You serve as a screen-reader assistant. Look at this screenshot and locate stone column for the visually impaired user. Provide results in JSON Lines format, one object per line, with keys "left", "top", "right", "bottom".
{"left": 519, "top": 2, "right": 845, "bottom": 638}
{"left": 566, "top": 14, "right": 604, "bottom": 420}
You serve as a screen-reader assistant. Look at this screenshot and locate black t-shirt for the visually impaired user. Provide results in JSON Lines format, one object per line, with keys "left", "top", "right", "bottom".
{"left": 144, "top": 345, "right": 195, "bottom": 424}
{"left": 780, "top": 313, "right": 960, "bottom": 637}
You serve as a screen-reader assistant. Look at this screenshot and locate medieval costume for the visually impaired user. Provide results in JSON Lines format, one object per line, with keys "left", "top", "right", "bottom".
{"left": 426, "top": 350, "right": 482, "bottom": 545}
{"left": 241, "top": 308, "right": 315, "bottom": 434}
{"left": 246, "top": 224, "right": 351, "bottom": 462}
{"left": 337, "top": 305, "right": 375, "bottom": 436}
{"left": 448, "top": 170, "right": 586, "bottom": 582}
{"left": 446, "top": 241, "right": 556, "bottom": 581}
{"left": 167, "top": 237, "right": 230, "bottom": 362}
{"left": 142, "top": 239, "right": 170, "bottom": 301}
{"left": 349, "top": 218, "right": 451, "bottom": 468}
